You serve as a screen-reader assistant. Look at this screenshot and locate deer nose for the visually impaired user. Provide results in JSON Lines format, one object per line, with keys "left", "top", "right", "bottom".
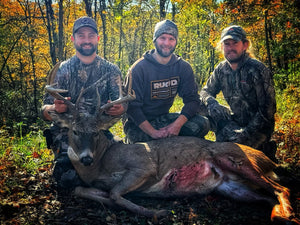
{"left": 81, "top": 156, "right": 93, "bottom": 166}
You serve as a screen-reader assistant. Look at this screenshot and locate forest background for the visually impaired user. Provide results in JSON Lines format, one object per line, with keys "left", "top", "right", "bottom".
{"left": 0, "top": 0, "right": 299, "bottom": 224}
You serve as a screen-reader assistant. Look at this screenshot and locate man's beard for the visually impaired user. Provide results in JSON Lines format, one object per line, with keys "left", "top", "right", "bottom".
{"left": 75, "top": 43, "right": 97, "bottom": 56}
{"left": 225, "top": 51, "right": 245, "bottom": 63}
{"left": 155, "top": 42, "right": 176, "bottom": 58}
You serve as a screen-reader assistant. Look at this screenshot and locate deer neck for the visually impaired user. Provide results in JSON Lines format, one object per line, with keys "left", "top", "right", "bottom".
{"left": 94, "top": 131, "right": 113, "bottom": 163}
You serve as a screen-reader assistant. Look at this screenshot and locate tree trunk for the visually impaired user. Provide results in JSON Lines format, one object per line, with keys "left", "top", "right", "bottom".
{"left": 58, "top": 0, "right": 64, "bottom": 61}
{"left": 172, "top": 2, "right": 176, "bottom": 21}
{"left": 99, "top": 0, "right": 107, "bottom": 59}
{"left": 160, "top": 0, "right": 167, "bottom": 20}
{"left": 118, "top": 0, "right": 124, "bottom": 68}
{"left": 44, "top": 0, "right": 57, "bottom": 65}
{"left": 83, "top": 0, "right": 93, "bottom": 17}
{"left": 264, "top": 10, "right": 273, "bottom": 73}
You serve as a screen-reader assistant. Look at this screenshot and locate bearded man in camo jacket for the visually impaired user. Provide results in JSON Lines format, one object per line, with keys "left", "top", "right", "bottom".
{"left": 41, "top": 16, "right": 126, "bottom": 190}
{"left": 200, "top": 25, "right": 277, "bottom": 160}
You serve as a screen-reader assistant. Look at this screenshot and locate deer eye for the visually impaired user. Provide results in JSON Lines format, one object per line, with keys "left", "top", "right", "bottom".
{"left": 73, "top": 130, "right": 79, "bottom": 136}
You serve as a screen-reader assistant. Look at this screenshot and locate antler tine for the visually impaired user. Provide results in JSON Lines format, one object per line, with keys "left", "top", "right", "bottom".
{"left": 45, "top": 84, "right": 76, "bottom": 112}
{"left": 100, "top": 75, "right": 136, "bottom": 111}
{"left": 75, "top": 87, "right": 85, "bottom": 110}
{"left": 95, "top": 86, "right": 102, "bottom": 114}
{"left": 100, "top": 90, "right": 136, "bottom": 111}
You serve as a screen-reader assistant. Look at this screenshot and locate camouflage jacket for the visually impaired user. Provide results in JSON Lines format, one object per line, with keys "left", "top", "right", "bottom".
{"left": 200, "top": 54, "right": 276, "bottom": 135}
{"left": 43, "top": 55, "right": 122, "bottom": 120}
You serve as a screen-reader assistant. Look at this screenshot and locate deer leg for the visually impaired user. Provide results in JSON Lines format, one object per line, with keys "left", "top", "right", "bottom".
{"left": 216, "top": 178, "right": 275, "bottom": 204}
{"left": 109, "top": 169, "right": 170, "bottom": 218}
{"left": 215, "top": 156, "right": 298, "bottom": 223}
{"left": 74, "top": 186, "right": 116, "bottom": 208}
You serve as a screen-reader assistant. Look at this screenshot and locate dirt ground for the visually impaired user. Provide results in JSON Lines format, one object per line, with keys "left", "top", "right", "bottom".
{"left": 0, "top": 165, "right": 300, "bottom": 225}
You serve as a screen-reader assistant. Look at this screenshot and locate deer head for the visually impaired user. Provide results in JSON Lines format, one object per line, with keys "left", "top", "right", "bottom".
{"left": 45, "top": 77, "right": 135, "bottom": 166}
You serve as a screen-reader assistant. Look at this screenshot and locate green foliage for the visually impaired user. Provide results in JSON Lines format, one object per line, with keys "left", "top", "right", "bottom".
{"left": 0, "top": 127, "right": 53, "bottom": 174}
{"left": 274, "top": 61, "right": 300, "bottom": 90}
{"left": 273, "top": 85, "right": 300, "bottom": 167}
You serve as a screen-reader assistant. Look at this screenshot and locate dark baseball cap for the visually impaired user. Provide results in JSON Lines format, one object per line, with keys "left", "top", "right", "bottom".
{"left": 73, "top": 16, "right": 98, "bottom": 34}
{"left": 220, "top": 25, "right": 247, "bottom": 42}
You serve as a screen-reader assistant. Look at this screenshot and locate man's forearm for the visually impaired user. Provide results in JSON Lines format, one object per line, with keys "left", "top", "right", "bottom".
{"left": 173, "top": 115, "right": 188, "bottom": 129}
{"left": 138, "top": 120, "right": 156, "bottom": 137}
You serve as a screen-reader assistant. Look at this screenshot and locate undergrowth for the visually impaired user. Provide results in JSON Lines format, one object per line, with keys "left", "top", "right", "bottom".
{"left": 0, "top": 123, "right": 53, "bottom": 174}
{"left": 273, "top": 85, "right": 300, "bottom": 169}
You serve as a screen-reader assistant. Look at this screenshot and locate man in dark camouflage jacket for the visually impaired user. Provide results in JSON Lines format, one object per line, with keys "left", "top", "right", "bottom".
{"left": 200, "top": 25, "right": 276, "bottom": 160}
{"left": 41, "top": 17, "right": 126, "bottom": 190}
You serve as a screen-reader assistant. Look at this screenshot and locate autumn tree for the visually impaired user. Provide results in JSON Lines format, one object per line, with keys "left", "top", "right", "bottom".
{"left": 0, "top": 0, "right": 49, "bottom": 133}
{"left": 173, "top": 0, "right": 219, "bottom": 86}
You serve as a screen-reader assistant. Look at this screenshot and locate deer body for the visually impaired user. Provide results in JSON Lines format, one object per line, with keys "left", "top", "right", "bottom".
{"left": 45, "top": 85, "right": 299, "bottom": 223}
{"left": 67, "top": 129, "right": 296, "bottom": 222}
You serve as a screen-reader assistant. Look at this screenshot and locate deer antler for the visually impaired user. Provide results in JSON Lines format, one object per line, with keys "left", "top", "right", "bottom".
{"left": 45, "top": 84, "right": 77, "bottom": 114}
{"left": 100, "top": 91, "right": 136, "bottom": 111}
{"left": 99, "top": 76, "right": 136, "bottom": 111}
{"left": 46, "top": 75, "right": 136, "bottom": 120}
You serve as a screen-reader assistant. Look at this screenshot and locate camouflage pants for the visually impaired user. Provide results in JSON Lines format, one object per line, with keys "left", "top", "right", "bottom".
{"left": 123, "top": 113, "right": 210, "bottom": 144}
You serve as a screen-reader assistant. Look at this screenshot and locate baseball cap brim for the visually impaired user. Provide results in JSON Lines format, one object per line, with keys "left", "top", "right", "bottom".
{"left": 221, "top": 35, "right": 241, "bottom": 42}
{"left": 74, "top": 25, "right": 98, "bottom": 34}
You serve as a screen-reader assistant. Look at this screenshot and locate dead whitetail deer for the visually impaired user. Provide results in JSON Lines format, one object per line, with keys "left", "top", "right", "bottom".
{"left": 45, "top": 85, "right": 299, "bottom": 224}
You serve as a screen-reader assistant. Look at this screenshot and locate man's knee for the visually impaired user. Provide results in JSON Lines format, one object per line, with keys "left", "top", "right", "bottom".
{"left": 180, "top": 115, "right": 210, "bottom": 138}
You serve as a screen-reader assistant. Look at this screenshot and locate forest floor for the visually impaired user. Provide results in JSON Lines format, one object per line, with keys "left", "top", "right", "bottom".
{"left": 0, "top": 154, "right": 300, "bottom": 225}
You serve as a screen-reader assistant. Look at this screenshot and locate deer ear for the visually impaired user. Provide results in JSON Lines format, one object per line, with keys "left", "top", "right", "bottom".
{"left": 48, "top": 110, "right": 73, "bottom": 128}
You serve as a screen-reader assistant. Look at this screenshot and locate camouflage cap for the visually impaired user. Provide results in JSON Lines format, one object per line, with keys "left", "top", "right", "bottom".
{"left": 73, "top": 16, "right": 98, "bottom": 34}
{"left": 220, "top": 25, "right": 247, "bottom": 42}
{"left": 153, "top": 19, "right": 178, "bottom": 42}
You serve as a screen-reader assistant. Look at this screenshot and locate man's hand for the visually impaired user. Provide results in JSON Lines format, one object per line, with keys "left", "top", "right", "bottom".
{"left": 207, "top": 102, "right": 231, "bottom": 122}
{"left": 54, "top": 97, "right": 71, "bottom": 113}
{"left": 139, "top": 121, "right": 168, "bottom": 139}
{"left": 104, "top": 100, "right": 125, "bottom": 116}
{"left": 151, "top": 128, "right": 169, "bottom": 139}
{"left": 160, "top": 115, "right": 188, "bottom": 137}
{"left": 42, "top": 97, "right": 71, "bottom": 121}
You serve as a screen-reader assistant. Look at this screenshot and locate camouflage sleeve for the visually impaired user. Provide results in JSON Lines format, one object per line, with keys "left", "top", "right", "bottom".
{"left": 200, "top": 66, "right": 222, "bottom": 106}
{"left": 43, "top": 62, "right": 69, "bottom": 105}
{"left": 245, "top": 64, "right": 276, "bottom": 134}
